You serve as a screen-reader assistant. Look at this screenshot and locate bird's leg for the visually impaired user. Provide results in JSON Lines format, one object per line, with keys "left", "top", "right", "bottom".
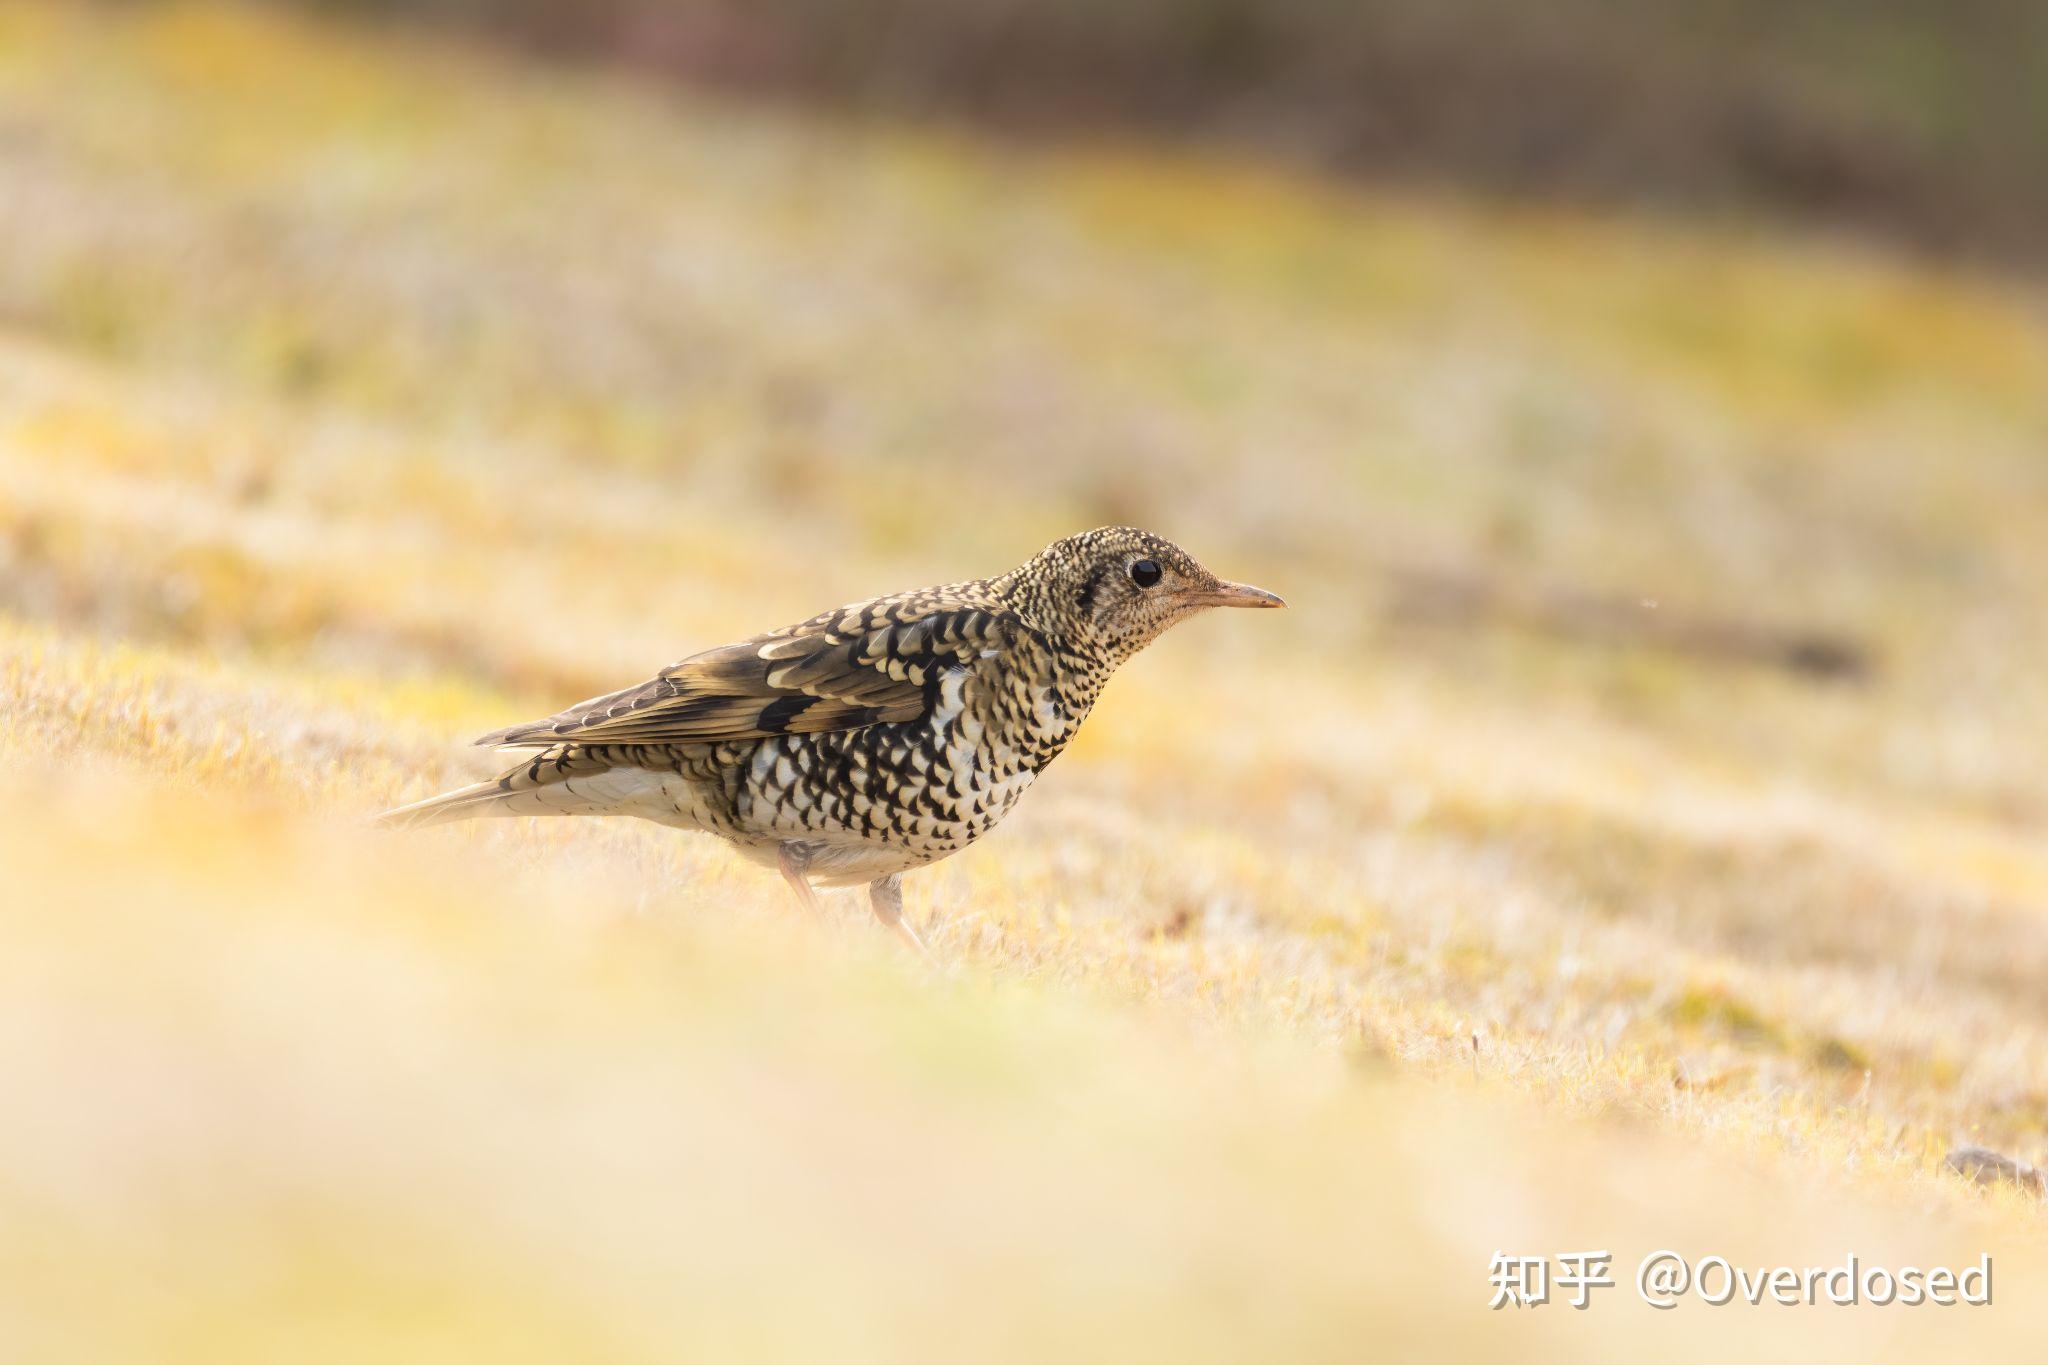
{"left": 776, "top": 843, "right": 825, "bottom": 921}
{"left": 868, "top": 874, "right": 938, "bottom": 966}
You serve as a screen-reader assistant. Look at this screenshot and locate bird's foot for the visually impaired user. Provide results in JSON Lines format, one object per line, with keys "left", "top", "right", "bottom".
{"left": 869, "top": 874, "right": 941, "bottom": 969}
{"left": 775, "top": 844, "right": 826, "bottom": 921}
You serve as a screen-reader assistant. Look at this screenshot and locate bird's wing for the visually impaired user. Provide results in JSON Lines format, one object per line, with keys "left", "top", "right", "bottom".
{"left": 475, "top": 594, "right": 1025, "bottom": 748}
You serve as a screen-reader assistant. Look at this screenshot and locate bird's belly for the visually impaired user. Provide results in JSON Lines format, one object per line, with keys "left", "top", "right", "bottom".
{"left": 730, "top": 715, "right": 1049, "bottom": 877}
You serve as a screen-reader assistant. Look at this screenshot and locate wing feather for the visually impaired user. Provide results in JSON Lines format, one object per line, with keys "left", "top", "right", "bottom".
{"left": 475, "top": 594, "right": 1021, "bottom": 749}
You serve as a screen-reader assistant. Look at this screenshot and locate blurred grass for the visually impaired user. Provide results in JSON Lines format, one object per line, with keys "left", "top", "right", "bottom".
{"left": 6, "top": 776, "right": 2045, "bottom": 1362}
{"left": 4, "top": 2, "right": 2048, "bottom": 1355}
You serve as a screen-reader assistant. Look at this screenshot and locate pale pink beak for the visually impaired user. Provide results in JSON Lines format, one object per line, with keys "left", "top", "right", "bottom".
{"left": 1184, "top": 579, "right": 1287, "bottom": 609}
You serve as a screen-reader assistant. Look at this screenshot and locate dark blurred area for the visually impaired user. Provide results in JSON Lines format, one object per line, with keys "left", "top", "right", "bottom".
{"left": 315, "top": 0, "right": 2048, "bottom": 264}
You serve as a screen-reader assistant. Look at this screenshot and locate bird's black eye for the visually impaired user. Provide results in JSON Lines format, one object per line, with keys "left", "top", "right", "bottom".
{"left": 1128, "top": 558, "right": 1162, "bottom": 589}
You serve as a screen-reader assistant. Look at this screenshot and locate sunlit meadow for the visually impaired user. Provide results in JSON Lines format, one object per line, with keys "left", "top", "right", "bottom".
{"left": 3, "top": 2, "right": 2047, "bottom": 1358}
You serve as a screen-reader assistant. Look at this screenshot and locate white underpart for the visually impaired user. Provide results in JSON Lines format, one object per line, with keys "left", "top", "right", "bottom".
{"left": 535, "top": 766, "right": 725, "bottom": 829}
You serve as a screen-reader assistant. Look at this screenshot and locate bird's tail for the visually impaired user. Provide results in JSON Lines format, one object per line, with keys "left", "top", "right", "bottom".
{"left": 376, "top": 775, "right": 524, "bottom": 830}
{"left": 376, "top": 745, "right": 632, "bottom": 830}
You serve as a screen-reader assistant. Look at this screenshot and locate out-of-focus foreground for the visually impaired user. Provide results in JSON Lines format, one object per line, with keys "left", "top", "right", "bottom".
{"left": 3, "top": 2, "right": 2047, "bottom": 1357}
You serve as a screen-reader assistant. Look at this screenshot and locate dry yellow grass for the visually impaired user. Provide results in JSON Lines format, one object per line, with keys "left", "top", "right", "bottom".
{"left": 4, "top": 2, "right": 2047, "bottom": 1356}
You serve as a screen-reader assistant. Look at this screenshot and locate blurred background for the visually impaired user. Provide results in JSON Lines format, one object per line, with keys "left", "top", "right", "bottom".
{"left": 3, "top": 1, "right": 2047, "bottom": 1359}
{"left": 332, "top": 0, "right": 2048, "bottom": 263}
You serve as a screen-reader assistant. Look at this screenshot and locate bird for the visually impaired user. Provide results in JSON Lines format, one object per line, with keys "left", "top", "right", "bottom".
{"left": 379, "top": 526, "right": 1284, "bottom": 958}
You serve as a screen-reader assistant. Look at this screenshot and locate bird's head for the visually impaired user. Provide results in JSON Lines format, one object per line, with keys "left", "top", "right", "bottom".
{"left": 1004, "top": 526, "right": 1284, "bottom": 663}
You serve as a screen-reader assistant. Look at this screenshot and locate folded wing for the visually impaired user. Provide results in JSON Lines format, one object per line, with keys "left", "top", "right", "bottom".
{"left": 476, "top": 596, "right": 1023, "bottom": 749}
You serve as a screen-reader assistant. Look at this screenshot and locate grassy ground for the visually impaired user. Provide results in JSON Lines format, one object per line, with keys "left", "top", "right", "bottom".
{"left": 4, "top": 3, "right": 2048, "bottom": 1357}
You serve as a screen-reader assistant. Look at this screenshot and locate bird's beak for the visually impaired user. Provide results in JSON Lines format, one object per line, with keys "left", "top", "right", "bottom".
{"left": 1186, "top": 579, "right": 1287, "bottom": 609}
